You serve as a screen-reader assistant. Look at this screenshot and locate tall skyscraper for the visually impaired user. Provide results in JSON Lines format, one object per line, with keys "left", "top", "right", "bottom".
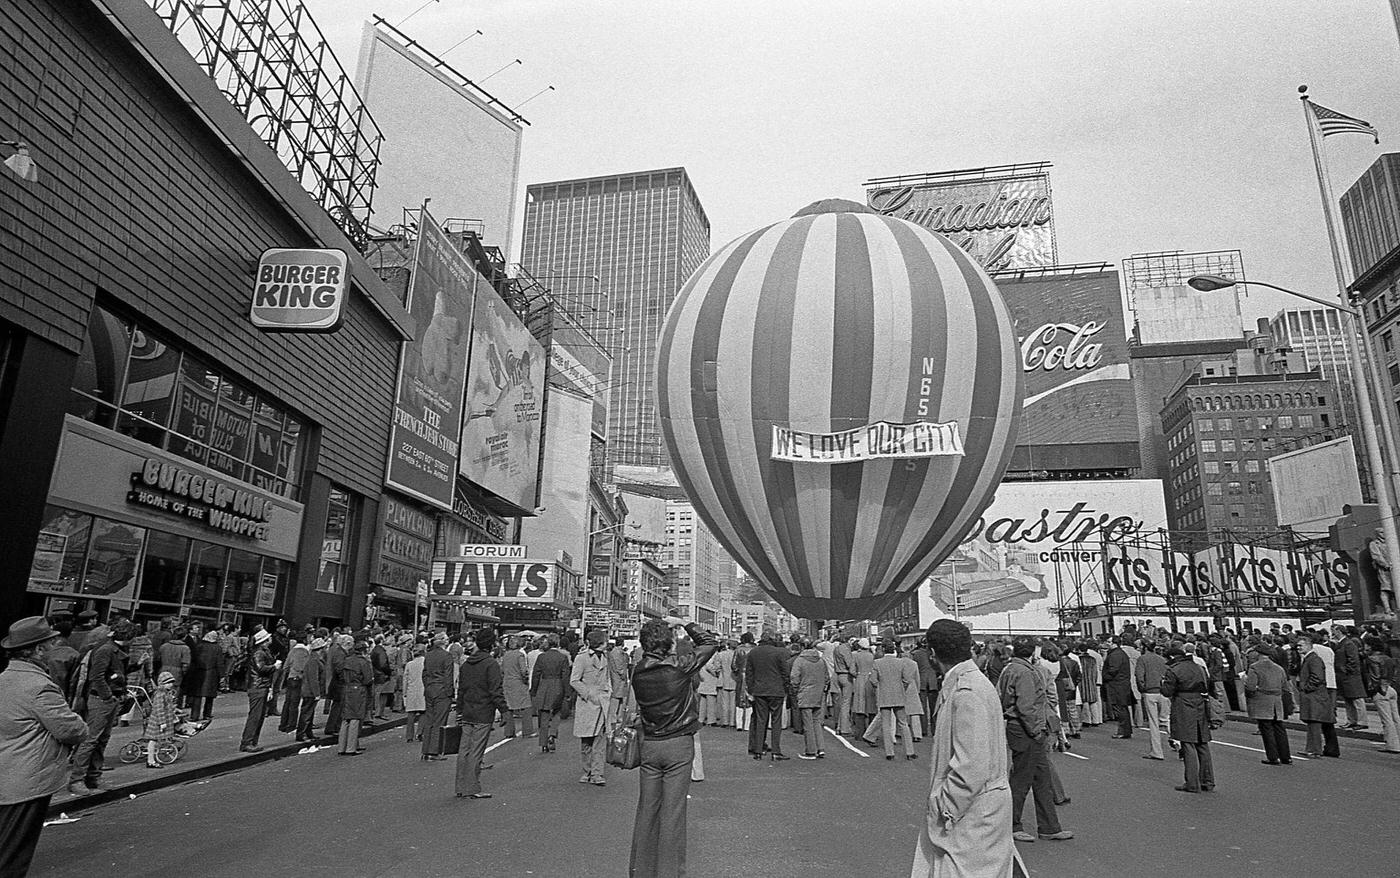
{"left": 1268, "top": 308, "right": 1359, "bottom": 439}
{"left": 520, "top": 168, "right": 711, "bottom": 473}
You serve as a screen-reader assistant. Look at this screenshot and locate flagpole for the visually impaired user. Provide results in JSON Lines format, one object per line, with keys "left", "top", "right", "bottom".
{"left": 1300, "top": 85, "right": 1400, "bottom": 604}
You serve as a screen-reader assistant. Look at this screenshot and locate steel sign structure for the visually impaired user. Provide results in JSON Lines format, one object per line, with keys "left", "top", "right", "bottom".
{"left": 656, "top": 203, "right": 1024, "bottom": 619}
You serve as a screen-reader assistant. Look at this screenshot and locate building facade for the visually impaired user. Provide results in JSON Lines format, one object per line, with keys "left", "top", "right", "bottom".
{"left": 519, "top": 168, "right": 711, "bottom": 473}
{"left": 1342, "top": 153, "right": 1400, "bottom": 464}
{"left": 2, "top": 0, "right": 414, "bottom": 634}
{"left": 1162, "top": 372, "right": 1340, "bottom": 545}
{"left": 663, "top": 499, "right": 723, "bottom": 626}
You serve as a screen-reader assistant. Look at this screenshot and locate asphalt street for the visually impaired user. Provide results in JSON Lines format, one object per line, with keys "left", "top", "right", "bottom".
{"left": 30, "top": 714, "right": 1400, "bottom": 878}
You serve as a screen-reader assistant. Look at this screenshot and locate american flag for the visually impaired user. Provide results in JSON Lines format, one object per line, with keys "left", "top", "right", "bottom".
{"left": 1310, "top": 101, "right": 1380, "bottom": 143}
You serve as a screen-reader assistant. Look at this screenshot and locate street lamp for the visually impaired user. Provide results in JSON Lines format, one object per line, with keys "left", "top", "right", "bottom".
{"left": 1186, "top": 273, "right": 1400, "bottom": 589}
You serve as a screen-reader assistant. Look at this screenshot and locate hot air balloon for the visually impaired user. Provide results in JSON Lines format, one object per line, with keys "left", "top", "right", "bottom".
{"left": 656, "top": 200, "right": 1024, "bottom": 620}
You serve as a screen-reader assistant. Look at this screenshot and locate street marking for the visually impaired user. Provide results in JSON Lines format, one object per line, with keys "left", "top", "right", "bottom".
{"left": 486, "top": 737, "right": 513, "bottom": 754}
{"left": 1062, "top": 750, "right": 1089, "bottom": 760}
{"left": 1213, "top": 739, "right": 1309, "bottom": 761}
{"left": 823, "top": 726, "right": 872, "bottom": 758}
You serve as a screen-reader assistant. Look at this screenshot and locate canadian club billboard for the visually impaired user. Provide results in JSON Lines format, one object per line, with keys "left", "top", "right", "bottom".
{"left": 865, "top": 163, "right": 1057, "bottom": 271}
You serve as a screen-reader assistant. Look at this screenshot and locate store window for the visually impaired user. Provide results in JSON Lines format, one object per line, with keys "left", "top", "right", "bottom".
{"left": 224, "top": 547, "right": 262, "bottom": 610}
{"left": 141, "top": 531, "right": 191, "bottom": 604}
{"left": 26, "top": 506, "right": 92, "bottom": 594}
{"left": 69, "top": 303, "right": 308, "bottom": 500}
{"left": 184, "top": 541, "right": 228, "bottom": 608}
{"left": 82, "top": 519, "right": 145, "bottom": 603}
{"left": 319, "top": 486, "right": 352, "bottom": 594}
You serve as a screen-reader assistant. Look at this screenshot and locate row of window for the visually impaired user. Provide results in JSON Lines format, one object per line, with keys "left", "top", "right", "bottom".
{"left": 69, "top": 305, "right": 307, "bottom": 501}
{"left": 1190, "top": 390, "right": 1325, "bottom": 413}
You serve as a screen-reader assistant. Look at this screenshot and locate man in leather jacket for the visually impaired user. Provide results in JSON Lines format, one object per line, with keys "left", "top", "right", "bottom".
{"left": 628, "top": 616, "right": 717, "bottom": 878}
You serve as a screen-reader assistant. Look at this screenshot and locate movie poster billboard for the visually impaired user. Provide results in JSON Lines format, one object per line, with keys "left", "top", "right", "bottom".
{"left": 865, "top": 164, "right": 1056, "bottom": 271}
{"left": 926, "top": 480, "right": 1167, "bottom": 633}
{"left": 384, "top": 209, "right": 477, "bottom": 510}
{"left": 459, "top": 289, "right": 546, "bottom": 510}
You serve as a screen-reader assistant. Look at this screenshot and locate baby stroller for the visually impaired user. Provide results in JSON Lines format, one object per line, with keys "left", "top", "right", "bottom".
{"left": 118, "top": 685, "right": 211, "bottom": 765}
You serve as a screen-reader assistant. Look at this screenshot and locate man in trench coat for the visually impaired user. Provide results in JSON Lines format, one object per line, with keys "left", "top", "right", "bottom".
{"left": 570, "top": 628, "right": 613, "bottom": 785}
{"left": 912, "top": 619, "right": 1021, "bottom": 878}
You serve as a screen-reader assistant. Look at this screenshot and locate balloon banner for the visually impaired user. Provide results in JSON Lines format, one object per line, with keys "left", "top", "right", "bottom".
{"left": 657, "top": 201, "right": 1024, "bottom": 619}
{"left": 770, "top": 420, "right": 964, "bottom": 463}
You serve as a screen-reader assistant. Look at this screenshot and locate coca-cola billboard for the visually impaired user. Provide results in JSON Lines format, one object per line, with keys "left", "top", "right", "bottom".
{"left": 865, "top": 163, "right": 1057, "bottom": 271}
{"left": 998, "top": 266, "right": 1138, "bottom": 465}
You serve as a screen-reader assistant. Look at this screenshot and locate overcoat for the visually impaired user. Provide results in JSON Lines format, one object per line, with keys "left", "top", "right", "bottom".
{"left": 339, "top": 653, "right": 374, "bottom": 722}
{"left": 532, "top": 648, "right": 571, "bottom": 713}
{"left": 850, "top": 648, "right": 877, "bottom": 714}
{"left": 1298, "top": 651, "right": 1337, "bottom": 723}
{"left": 569, "top": 649, "right": 613, "bottom": 737}
{"left": 1077, "top": 650, "right": 1101, "bottom": 705}
{"left": 901, "top": 656, "right": 925, "bottom": 717}
{"left": 402, "top": 656, "right": 426, "bottom": 713}
{"left": 789, "top": 648, "right": 830, "bottom": 709}
{"left": 302, "top": 650, "right": 327, "bottom": 700}
{"left": 910, "top": 660, "right": 1017, "bottom": 878}
{"left": 191, "top": 641, "right": 225, "bottom": 699}
{"left": 1336, "top": 636, "right": 1366, "bottom": 700}
{"left": 0, "top": 660, "right": 89, "bottom": 805}
{"left": 500, "top": 648, "right": 532, "bottom": 711}
{"left": 1161, "top": 655, "right": 1210, "bottom": 743}
{"left": 1243, "top": 655, "right": 1287, "bottom": 721}
{"left": 1102, "top": 647, "right": 1136, "bottom": 706}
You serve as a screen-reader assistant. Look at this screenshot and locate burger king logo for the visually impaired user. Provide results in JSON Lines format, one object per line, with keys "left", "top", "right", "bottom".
{"left": 250, "top": 248, "right": 349, "bottom": 332}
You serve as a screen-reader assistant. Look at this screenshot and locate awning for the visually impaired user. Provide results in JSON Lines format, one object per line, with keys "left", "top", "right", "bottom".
{"left": 372, "top": 584, "right": 422, "bottom": 606}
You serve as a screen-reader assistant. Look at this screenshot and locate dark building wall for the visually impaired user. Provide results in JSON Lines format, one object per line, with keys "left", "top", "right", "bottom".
{"left": 0, "top": 0, "right": 399, "bottom": 500}
{"left": 1130, "top": 338, "right": 1245, "bottom": 482}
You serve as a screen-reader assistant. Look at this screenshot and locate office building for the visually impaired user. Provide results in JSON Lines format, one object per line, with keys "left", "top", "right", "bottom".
{"left": 662, "top": 499, "right": 723, "bottom": 625}
{"left": 520, "top": 168, "right": 711, "bottom": 473}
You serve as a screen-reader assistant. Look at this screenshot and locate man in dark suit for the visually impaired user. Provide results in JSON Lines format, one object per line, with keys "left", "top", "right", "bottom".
{"left": 745, "top": 632, "right": 794, "bottom": 760}
{"left": 910, "top": 641, "right": 940, "bottom": 732}
{"left": 1102, "top": 637, "right": 1135, "bottom": 739}
{"left": 421, "top": 633, "right": 454, "bottom": 760}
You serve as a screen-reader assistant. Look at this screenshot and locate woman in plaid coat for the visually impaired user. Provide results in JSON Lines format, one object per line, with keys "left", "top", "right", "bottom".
{"left": 144, "top": 671, "right": 178, "bottom": 768}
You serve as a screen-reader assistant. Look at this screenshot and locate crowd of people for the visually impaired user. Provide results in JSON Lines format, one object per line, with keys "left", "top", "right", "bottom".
{"left": 6, "top": 607, "right": 1400, "bottom": 878}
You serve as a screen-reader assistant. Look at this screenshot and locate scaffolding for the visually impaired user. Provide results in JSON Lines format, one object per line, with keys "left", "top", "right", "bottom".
{"left": 147, "top": 0, "right": 384, "bottom": 251}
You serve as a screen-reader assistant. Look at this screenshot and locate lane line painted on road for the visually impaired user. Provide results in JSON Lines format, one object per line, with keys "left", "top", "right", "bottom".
{"left": 1212, "top": 739, "right": 1309, "bottom": 760}
{"left": 486, "top": 737, "right": 513, "bottom": 754}
{"left": 1062, "top": 750, "right": 1090, "bottom": 761}
{"left": 823, "top": 726, "right": 872, "bottom": 758}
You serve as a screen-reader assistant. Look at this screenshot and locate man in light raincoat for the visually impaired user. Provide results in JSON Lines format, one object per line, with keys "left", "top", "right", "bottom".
{"left": 912, "top": 619, "right": 1023, "bottom": 878}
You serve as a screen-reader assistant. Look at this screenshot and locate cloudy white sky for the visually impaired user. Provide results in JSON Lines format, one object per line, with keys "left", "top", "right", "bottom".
{"left": 309, "top": 0, "right": 1400, "bottom": 321}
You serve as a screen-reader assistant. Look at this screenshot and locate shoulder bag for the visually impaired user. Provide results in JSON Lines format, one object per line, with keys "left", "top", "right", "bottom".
{"left": 606, "top": 668, "right": 643, "bottom": 770}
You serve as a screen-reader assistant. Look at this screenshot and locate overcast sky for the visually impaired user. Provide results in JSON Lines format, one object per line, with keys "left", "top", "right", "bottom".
{"left": 310, "top": 0, "right": 1400, "bottom": 322}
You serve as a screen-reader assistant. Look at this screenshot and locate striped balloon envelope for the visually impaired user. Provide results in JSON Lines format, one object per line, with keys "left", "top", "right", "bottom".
{"left": 656, "top": 201, "right": 1024, "bottom": 621}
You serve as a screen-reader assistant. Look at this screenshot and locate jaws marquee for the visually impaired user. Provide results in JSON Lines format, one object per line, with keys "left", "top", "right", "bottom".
{"left": 429, "top": 557, "right": 557, "bottom": 603}
{"left": 251, "top": 248, "right": 349, "bottom": 332}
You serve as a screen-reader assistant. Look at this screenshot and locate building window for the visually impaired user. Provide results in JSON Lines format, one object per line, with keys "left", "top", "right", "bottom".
{"left": 1298, "top": 414, "right": 1314, "bottom": 428}
{"left": 1278, "top": 415, "right": 1294, "bottom": 428}
{"left": 1221, "top": 439, "right": 1236, "bottom": 452}
{"left": 1204, "top": 461, "right": 1220, "bottom": 474}
{"left": 318, "top": 487, "right": 353, "bottom": 594}
{"left": 1207, "top": 483, "right": 1223, "bottom": 497}
{"left": 1218, "top": 418, "right": 1232, "bottom": 431}
{"left": 1200, "top": 440, "right": 1217, "bottom": 453}
{"left": 1245, "top": 459, "right": 1260, "bottom": 473}
{"left": 1199, "top": 419, "right": 1214, "bottom": 432}
{"left": 68, "top": 304, "right": 308, "bottom": 500}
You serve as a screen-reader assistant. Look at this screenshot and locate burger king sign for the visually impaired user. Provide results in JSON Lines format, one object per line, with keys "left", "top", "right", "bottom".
{"left": 250, "top": 248, "right": 349, "bottom": 332}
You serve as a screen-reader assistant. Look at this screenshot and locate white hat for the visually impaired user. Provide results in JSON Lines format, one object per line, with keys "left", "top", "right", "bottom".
{"left": 253, "top": 629, "right": 272, "bottom": 645}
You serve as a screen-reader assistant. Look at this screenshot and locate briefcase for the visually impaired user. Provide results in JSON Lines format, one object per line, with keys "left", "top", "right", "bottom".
{"left": 436, "top": 724, "right": 463, "bottom": 756}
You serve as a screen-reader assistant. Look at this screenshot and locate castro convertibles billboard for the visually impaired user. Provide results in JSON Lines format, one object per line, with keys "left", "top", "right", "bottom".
{"left": 996, "top": 266, "right": 1137, "bottom": 469}
{"left": 865, "top": 163, "right": 1057, "bottom": 271}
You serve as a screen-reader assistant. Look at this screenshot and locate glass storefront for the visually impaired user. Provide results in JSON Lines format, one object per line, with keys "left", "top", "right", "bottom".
{"left": 26, "top": 503, "right": 289, "bottom": 626}
{"left": 69, "top": 304, "right": 307, "bottom": 501}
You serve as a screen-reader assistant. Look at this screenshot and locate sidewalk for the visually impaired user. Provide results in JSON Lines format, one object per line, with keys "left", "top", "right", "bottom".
{"left": 48, "top": 692, "right": 407, "bottom": 818}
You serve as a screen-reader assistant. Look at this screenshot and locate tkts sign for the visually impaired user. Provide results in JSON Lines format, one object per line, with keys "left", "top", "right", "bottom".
{"left": 865, "top": 164, "right": 1057, "bottom": 271}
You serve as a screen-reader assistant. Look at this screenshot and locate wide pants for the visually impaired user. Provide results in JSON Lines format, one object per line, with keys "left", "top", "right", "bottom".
{"left": 716, "top": 688, "right": 735, "bottom": 727}
{"left": 749, "top": 695, "right": 784, "bottom": 755}
{"left": 337, "top": 718, "right": 362, "bottom": 754}
{"left": 1305, "top": 721, "right": 1340, "bottom": 757}
{"left": 240, "top": 686, "right": 270, "bottom": 749}
{"left": 1142, "top": 693, "right": 1171, "bottom": 758}
{"left": 505, "top": 708, "right": 534, "bottom": 738}
{"left": 295, "top": 696, "right": 319, "bottom": 740}
{"left": 580, "top": 735, "right": 606, "bottom": 783}
{"left": 801, "top": 707, "right": 822, "bottom": 755}
{"left": 278, "top": 678, "right": 303, "bottom": 732}
{"left": 1180, "top": 741, "right": 1215, "bottom": 790}
{"left": 1257, "top": 719, "right": 1291, "bottom": 763}
{"left": 1112, "top": 700, "right": 1133, "bottom": 737}
{"left": 537, "top": 709, "right": 558, "bottom": 746}
{"left": 1374, "top": 687, "right": 1400, "bottom": 751}
{"left": 629, "top": 734, "right": 695, "bottom": 878}
{"left": 1007, "top": 725, "right": 1061, "bottom": 835}
{"left": 70, "top": 695, "right": 121, "bottom": 786}
{"left": 836, "top": 676, "right": 854, "bottom": 734}
{"left": 0, "top": 795, "right": 50, "bottom": 878}
{"left": 421, "top": 694, "right": 452, "bottom": 757}
{"left": 454, "top": 722, "right": 493, "bottom": 796}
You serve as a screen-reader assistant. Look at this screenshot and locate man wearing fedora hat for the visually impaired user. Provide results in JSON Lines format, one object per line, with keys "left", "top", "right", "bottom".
{"left": 0, "top": 616, "right": 90, "bottom": 876}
